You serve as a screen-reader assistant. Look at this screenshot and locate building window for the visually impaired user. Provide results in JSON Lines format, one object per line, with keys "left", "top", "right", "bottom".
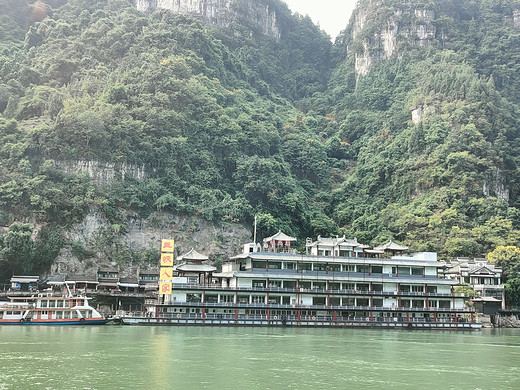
{"left": 252, "top": 261, "right": 266, "bottom": 269}
{"left": 284, "top": 262, "right": 295, "bottom": 270}
{"left": 252, "top": 280, "right": 266, "bottom": 288}
{"left": 344, "top": 264, "right": 355, "bottom": 272}
{"left": 411, "top": 267, "right": 424, "bottom": 276}
{"left": 371, "top": 266, "right": 383, "bottom": 274}
{"left": 357, "top": 265, "right": 369, "bottom": 273}
{"left": 300, "top": 281, "right": 311, "bottom": 289}
{"left": 439, "top": 300, "right": 451, "bottom": 309}
{"left": 283, "top": 280, "right": 296, "bottom": 289}
{"left": 269, "top": 262, "right": 282, "bottom": 270}
{"left": 313, "top": 263, "right": 326, "bottom": 271}
{"left": 313, "top": 282, "right": 326, "bottom": 290}
{"left": 412, "top": 300, "right": 424, "bottom": 308}
{"left": 269, "top": 280, "right": 282, "bottom": 288}
{"left": 373, "top": 298, "right": 383, "bottom": 307}
{"left": 330, "top": 297, "right": 340, "bottom": 306}
{"left": 329, "top": 282, "right": 340, "bottom": 290}
{"left": 427, "top": 286, "right": 437, "bottom": 294}
{"left": 312, "top": 297, "right": 326, "bottom": 305}
{"left": 356, "top": 298, "right": 369, "bottom": 307}
{"left": 299, "top": 263, "right": 312, "bottom": 271}
{"left": 398, "top": 267, "right": 411, "bottom": 276}
{"left": 411, "top": 285, "right": 424, "bottom": 293}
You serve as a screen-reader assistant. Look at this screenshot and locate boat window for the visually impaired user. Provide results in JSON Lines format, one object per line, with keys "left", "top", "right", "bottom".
{"left": 284, "top": 262, "right": 295, "bottom": 270}
{"left": 40, "top": 300, "right": 48, "bottom": 308}
{"left": 371, "top": 265, "right": 383, "bottom": 274}
{"left": 312, "top": 297, "right": 326, "bottom": 305}
{"left": 343, "top": 264, "right": 355, "bottom": 272}
{"left": 268, "top": 262, "right": 282, "bottom": 270}
{"left": 329, "top": 282, "right": 340, "bottom": 290}
{"left": 412, "top": 285, "right": 424, "bottom": 293}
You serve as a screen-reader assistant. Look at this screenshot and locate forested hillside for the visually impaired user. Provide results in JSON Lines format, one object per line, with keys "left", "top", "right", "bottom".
{"left": 1, "top": 0, "right": 520, "bottom": 298}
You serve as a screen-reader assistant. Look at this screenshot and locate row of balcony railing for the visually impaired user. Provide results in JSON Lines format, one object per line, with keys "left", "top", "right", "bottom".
{"left": 171, "top": 284, "right": 460, "bottom": 297}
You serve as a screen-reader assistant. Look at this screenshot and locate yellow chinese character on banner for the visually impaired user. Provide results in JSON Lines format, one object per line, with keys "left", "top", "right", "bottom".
{"left": 161, "top": 239, "right": 175, "bottom": 253}
{"left": 159, "top": 282, "right": 172, "bottom": 295}
{"left": 160, "top": 267, "right": 173, "bottom": 281}
{"left": 160, "top": 253, "right": 173, "bottom": 266}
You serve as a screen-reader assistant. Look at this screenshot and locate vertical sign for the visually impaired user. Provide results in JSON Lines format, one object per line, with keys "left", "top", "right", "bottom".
{"left": 160, "top": 239, "right": 174, "bottom": 295}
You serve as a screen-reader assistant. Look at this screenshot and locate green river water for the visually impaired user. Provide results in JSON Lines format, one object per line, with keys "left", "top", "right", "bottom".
{"left": 0, "top": 326, "right": 518, "bottom": 390}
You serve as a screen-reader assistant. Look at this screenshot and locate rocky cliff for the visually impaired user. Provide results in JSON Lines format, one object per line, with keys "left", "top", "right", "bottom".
{"left": 132, "top": 0, "right": 281, "bottom": 40}
{"left": 52, "top": 208, "right": 251, "bottom": 277}
{"left": 349, "top": 1, "right": 439, "bottom": 76}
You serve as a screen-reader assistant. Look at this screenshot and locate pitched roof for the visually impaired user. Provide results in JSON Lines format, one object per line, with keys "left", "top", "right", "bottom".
{"left": 178, "top": 249, "right": 209, "bottom": 261}
{"left": 175, "top": 263, "right": 216, "bottom": 272}
{"left": 374, "top": 241, "right": 409, "bottom": 251}
{"left": 263, "top": 231, "right": 297, "bottom": 242}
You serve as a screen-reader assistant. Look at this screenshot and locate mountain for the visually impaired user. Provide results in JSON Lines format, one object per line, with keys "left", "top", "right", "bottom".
{"left": 1, "top": 0, "right": 520, "bottom": 281}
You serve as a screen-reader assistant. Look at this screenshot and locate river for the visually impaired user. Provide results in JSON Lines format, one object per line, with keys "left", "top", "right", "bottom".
{"left": 0, "top": 326, "right": 518, "bottom": 389}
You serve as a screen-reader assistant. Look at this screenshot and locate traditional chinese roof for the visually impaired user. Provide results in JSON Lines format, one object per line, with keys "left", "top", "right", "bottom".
{"left": 178, "top": 249, "right": 209, "bottom": 262}
{"left": 469, "top": 266, "right": 497, "bottom": 276}
{"left": 307, "top": 235, "right": 362, "bottom": 248}
{"left": 374, "top": 241, "right": 409, "bottom": 251}
{"left": 263, "top": 231, "right": 297, "bottom": 242}
{"left": 175, "top": 263, "right": 216, "bottom": 272}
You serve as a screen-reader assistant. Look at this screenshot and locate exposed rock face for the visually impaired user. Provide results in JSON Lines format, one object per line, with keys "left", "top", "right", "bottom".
{"left": 54, "top": 160, "right": 148, "bottom": 185}
{"left": 132, "top": 0, "right": 281, "bottom": 40}
{"left": 350, "top": 2, "right": 438, "bottom": 76}
{"left": 483, "top": 168, "right": 510, "bottom": 201}
{"left": 53, "top": 208, "right": 251, "bottom": 277}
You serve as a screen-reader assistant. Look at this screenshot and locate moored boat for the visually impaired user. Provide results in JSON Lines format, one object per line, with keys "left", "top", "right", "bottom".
{"left": 0, "top": 292, "right": 109, "bottom": 325}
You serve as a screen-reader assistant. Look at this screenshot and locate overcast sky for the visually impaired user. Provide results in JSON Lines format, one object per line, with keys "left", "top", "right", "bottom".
{"left": 282, "top": 0, "right": 358, "bottom": 38}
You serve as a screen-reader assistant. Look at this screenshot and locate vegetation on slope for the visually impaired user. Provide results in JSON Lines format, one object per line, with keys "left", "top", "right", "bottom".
{"left": 1, "top": 0, "right": 520, "bottom": 304}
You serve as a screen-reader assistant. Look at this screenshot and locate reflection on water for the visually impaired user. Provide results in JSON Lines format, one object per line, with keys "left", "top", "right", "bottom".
{"left": 0, "top": 326, "right": 519, "bottom": 389}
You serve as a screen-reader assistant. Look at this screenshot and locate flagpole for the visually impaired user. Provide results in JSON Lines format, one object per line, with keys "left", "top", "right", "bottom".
{"left": 253, "top": 214, "right": 257, "bottom": 244}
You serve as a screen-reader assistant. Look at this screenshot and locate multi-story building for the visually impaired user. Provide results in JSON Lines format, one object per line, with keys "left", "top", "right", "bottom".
{"left": 443, "top": 257, "right": 505, "bottom": 314}
{"left": 123, "top": 233, "right": 480, "bottom": 330}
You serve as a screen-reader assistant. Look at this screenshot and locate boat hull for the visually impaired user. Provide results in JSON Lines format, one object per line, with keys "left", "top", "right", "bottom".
{"left": 0, "top": 319, "right": 110, "bottom": 325}
{"left": 121, "top": 316, "right": 482, "bottom": 330}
